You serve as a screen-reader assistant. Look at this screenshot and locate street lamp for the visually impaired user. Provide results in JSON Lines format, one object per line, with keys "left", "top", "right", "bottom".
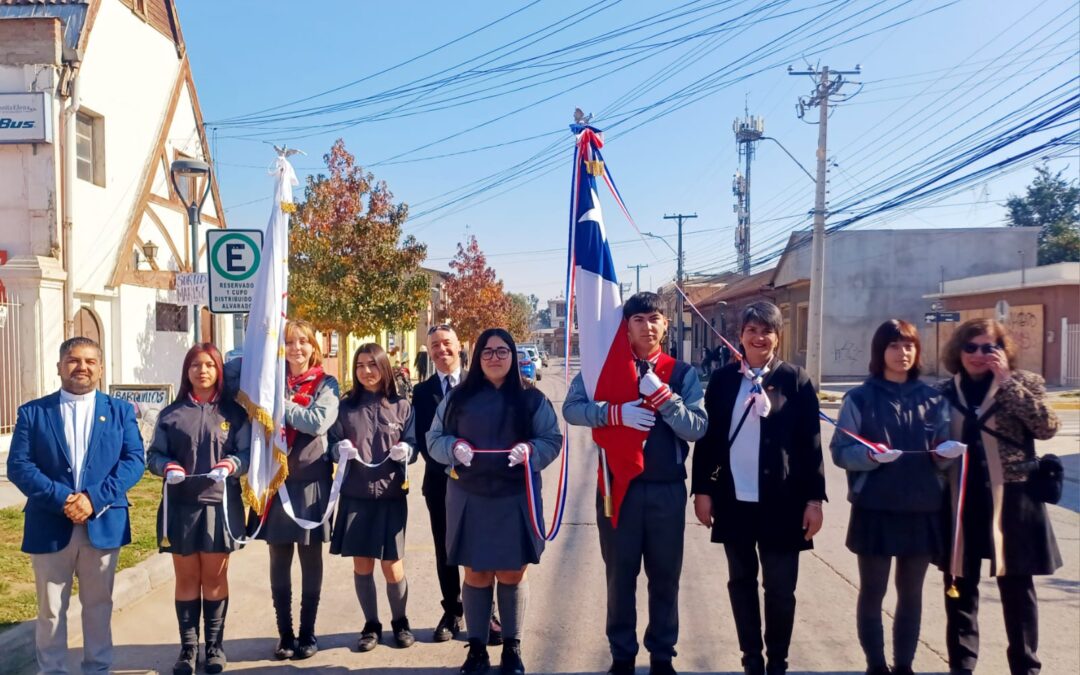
{"left": 170, "top": 159, "right": 212, "bottom": 342}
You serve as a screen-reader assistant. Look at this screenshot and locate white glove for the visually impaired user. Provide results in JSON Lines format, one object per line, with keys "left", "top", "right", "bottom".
{"left": 453, "top": 441, "right": 474, "bottom": 467}
{"left": 639, "top": 370, "right": 664, "bottom": 397}
{"left": 508, "top": 443, "right": 530, "bottom": 467}
{"left": 870, "top": 446, "right": 903, "bottom": 464}
{"left": 165, "top": 468, "right": 186, "bottom": 485}
{"left": 934, "top": 440, "right": 967, "bottom": 459}
{"left": 619, "top": 400, "right": 656, "bottom": 432}
{"left": 335, "top": 440, "right": 359, "bottom": 462}
{"left": 389, "top": 442, "right": 411, "bottom": 462}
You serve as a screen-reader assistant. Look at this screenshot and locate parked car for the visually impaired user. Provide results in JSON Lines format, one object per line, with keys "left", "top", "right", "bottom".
{"left": 522, "top": 345, "right": 544, "bottom": 369}
{"left": 517, "top": 349, "right": 537, "bottom": 381}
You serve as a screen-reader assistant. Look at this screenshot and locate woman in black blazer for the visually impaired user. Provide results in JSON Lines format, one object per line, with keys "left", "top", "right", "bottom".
{"left": 691, "top": 301, "right": 827, "bottom": 675}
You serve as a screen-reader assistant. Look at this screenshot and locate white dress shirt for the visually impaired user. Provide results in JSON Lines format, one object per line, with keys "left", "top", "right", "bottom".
{"left": 59, "top": 389, "right": 96, "bottom": 490}
{"left": 438, "top": 367, "right": 462, "bottom": 395}
{"left": 729, "top": 376, "right": 762, "bottom": 503}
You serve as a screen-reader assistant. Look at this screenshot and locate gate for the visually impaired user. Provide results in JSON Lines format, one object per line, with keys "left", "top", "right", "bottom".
{"left": 1064, "top": 320, "right": 1080, "bottom": 387}
{"left": 0, "top": 292, "right": 22, "bottom": 434}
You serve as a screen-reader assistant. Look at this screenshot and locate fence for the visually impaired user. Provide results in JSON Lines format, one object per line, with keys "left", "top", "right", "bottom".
{"left": 1063, "top": 318, "right": 1080, "bottom": 387}
{"left": 0, "top": 292, "right": 22, "bottom": 435}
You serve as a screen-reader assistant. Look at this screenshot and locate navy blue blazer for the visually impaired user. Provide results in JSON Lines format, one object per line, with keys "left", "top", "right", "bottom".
{"left": 7, "top": 391, "right": 146, "bottom": 553}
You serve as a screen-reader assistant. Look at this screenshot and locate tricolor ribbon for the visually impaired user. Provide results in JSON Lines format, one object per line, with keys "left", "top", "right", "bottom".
{"left": 449, "top": 446, "right": 568, "bottom": 542}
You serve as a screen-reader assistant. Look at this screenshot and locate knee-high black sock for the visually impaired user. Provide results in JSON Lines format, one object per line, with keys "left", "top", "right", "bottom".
{"left": 203, "top": 597, "right": 228, "bottom": 650}
{"left": 269, "top": 543, "right": 294, "bottom": 637}
{"left": 175, "top": 599, "right": 201, "bottom": 648}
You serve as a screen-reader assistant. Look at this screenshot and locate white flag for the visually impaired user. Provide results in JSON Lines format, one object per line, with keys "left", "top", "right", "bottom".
{"left": 238, "top": 156, "right": 298, "bottom": 515}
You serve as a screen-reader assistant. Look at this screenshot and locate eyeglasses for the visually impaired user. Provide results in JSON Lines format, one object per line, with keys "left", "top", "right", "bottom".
{"left": 480, "top": 347, "right": 512, "bottom": 361}
{"left": 427, "top": 324, "right": 453, "bottom": 335}
{"left": 963, "top": 342, "right": 1001, "bottom": 355}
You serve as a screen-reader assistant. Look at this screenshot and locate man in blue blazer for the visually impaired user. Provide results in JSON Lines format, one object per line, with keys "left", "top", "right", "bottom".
{"left": 7, "top": 336, "right": 145, "bottom": 674}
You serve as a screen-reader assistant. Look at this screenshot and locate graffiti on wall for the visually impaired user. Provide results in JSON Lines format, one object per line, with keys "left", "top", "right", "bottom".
{"left": 940, "top": 304, "right": 1044, "bottom": 375}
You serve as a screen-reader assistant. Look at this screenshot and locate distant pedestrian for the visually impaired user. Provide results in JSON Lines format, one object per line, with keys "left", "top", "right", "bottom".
{"left": 415, "top": 345, "right": 430, "bottom": 381}
{"left": 428, "top": 328, "right": 563, "bottom": 675}
{"left": 938, "top": 318, "right": 1061, "bottom": 675}
{"left": 147, "top": 343, "right": 251, "bottom": 675}
{"left": 7, "top": 337, "right": 145, "bottom": 675}
{"left": 330, "top": 343, "right": 418, "bottom": 652}
{"left": 830, "top": 320, "right": 959, "bottom": 675}
{"left": 692, "top": 301, "right": 826, "bottom": 675}
{"left": 717, "top": 342, "right": 731, "bottom": 368}
{"left": 701, "top": 346, "right": 714, "bottom": 377}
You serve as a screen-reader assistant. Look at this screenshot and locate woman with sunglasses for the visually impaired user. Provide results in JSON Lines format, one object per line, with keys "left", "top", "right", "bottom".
{"left": 938, "top": 318, "right": 1061, "bottom": 675}
{"left": 830, "top": 320, "right": 957, "bottom": 675}
{"left": 148, "top": 343, "right": 250, "bottom": 675}
{"left": 428, "top": 328, "right": 563, "bottom": 675}
{"left": 329, "top": 343, "right": 417, "bottom": 652}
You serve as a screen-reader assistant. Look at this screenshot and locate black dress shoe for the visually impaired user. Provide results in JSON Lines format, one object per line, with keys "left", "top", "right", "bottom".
{"left": 488, "top": 613, "right": 503, "bottom": 646}
{"left": 765, "top": 660, "right": 787, "bottom": 675}
{"left": 500, "top": 639, "right": 525, "bottom": 675}
{"left": 434, "top": 612, "right": 464, "bottom": 642}
{"left": 392, "top": 617, "right": 416, "bottom": 648}
{"left": 294, "top": 632, "right": 317, "bottom": 659}
{"left": 608, "top": 659, "right": 635, "bottom": 675}
{"left": 357, "top": 621, "right": 382, "bottom": 652}
{"left": 741, "top": 654, "right": 765, "bottom": 675}
{"left": 273, "top": 632, "right": 296, "bottom": 660}
{"left": 650, "top": 659, "right": 676, "bottom": 675}
{"left": 172, "top": 645, "right": 197, "bottom": 675}
{"left": 461, "top": 639, "right": 491, "bottom": 675}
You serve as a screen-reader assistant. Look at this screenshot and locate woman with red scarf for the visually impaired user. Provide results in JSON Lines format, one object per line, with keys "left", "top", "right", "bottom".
{"left": 252, "top": 319, "right": 340, "bottom": 660}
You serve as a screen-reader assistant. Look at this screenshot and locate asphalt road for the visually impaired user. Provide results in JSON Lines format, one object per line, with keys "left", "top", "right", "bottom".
{"left": 43, "top": 365, "right": 1080, "bottom": 674}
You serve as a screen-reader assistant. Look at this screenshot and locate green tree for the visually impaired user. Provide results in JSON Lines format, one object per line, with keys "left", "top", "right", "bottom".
{"left": 289, "top": 139, "right": 430, "bottom": 338}
{"left": 1005, "top": 165, "right": 1080, "bottom": 265}
{"left": 506, "top": 292, "right": 534, "bottom": 342}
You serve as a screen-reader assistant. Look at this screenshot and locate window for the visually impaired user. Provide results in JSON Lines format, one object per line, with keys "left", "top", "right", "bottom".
{"left": 155, "top": 302, "right": 188, "bottom": 332}
{"left": 75, "top": 111, "right": 105, "bottom": 186}
{"left": 796, "top": 303, "right": 809, "bottom": 353}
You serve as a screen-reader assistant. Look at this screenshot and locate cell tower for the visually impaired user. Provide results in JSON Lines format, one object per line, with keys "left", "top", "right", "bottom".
{"left": 732, "top": 111, "right": 764, "bottom": 275}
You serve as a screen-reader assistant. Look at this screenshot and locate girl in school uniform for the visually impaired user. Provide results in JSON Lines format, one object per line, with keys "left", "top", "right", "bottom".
{"left": 250, "top": 319, "right": 340, "bottom": 660}
{"left": 148, "top": 343, "right": 250, "bottom": 675}
{"left": 428, "top": 328, "right": 563, "bottom": 675}
{"left": 329, "top": 342, "right": 418, "bottom": 651}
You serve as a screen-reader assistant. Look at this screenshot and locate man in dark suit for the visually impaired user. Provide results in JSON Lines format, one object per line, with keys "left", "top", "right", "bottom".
{"left": 7, "top": 336, "right": 146, "bottom": 674}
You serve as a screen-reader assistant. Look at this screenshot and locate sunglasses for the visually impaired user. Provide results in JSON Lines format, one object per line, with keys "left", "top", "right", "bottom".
{"left": 962, "top": 342, "right": 1001, "bottom": 355}
{"left": 427, "top": 324, "right": 453, "bottom": 335}
{"left": 480, "top": 347, "right": 512, "bottom": 361}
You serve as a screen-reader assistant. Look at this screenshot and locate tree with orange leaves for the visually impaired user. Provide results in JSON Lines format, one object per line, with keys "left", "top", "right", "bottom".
{"left": 443, "top": 235, "right": 511, "bottom": 346}
{"left": 288, "top": 139, "right": 429, "bottom": 337}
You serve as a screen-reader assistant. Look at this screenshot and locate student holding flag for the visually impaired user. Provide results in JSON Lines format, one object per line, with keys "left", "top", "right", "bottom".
{"left": 563, "top": 292, "right": 708, "bottom": 675}
{"left": 329, "top": 343, "right": 418, "bottom": 652}
{"left": 691, "top": 301, "right": 826, "bottom": 675}
{"left": 829, "top": 320, "right": 959, "bottom": 675}
{"left": 428, "top": 328, "right": 563, "bottom": 675}
{"left": 147, "top": 343, "right": 250, "bottom": 675}
{"left": 240, "top": 319, "right": 340, "bottom": 661}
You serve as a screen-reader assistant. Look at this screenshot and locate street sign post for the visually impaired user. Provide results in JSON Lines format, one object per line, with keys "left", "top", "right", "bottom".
{"left": 925, "top": 311, "right": 961, "bottom": 323}
{"left": 206, "top": 229, "right": 263, "bottom": 314}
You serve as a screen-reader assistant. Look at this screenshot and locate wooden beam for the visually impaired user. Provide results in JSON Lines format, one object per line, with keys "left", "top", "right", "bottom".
{"left": 186, "top": 68, "right": 227, "bottom": 229}
{"left": 147, "top": 193, "right": 220, "bottom": 226}
{"left": 109, "top": 57, "right": 189, "bottom": 287}
{"left": 144, "top": 205, "right": 186, "bottom": 271}
{"left": 119, "top": 269, "right": 175, "bottom": 290}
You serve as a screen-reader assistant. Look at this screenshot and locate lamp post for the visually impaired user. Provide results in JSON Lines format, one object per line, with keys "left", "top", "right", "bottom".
{"left": 170, "top": 159, "right": 212, "bottom": 342}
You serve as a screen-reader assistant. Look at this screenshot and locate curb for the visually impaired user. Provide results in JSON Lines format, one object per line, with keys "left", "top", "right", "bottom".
{"left": 0, "top": 553, "right": 173, "bottom": 675}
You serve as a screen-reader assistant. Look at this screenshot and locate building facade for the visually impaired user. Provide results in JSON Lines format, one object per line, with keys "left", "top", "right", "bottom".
{"left": 0, "top": 0, "right": 231, "bottom": 439}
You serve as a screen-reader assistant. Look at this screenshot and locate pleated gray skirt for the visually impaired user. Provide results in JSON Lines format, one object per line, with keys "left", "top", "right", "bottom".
{"left": 330, "top": 496, "right": 407, "bottom": 559}
{"left": 445, "top": 479, "right": 544, "bottom": 571}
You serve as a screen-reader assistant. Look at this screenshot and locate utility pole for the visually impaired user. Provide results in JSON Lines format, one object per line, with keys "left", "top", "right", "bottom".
{"left": 664, "top": 213, "right": 697, "bottom": 361}
{"left": 627, "top": 264, "right": 649, "bottom": 294}
{"left": 789, "top": 64, "right": 860, "bottom": 385}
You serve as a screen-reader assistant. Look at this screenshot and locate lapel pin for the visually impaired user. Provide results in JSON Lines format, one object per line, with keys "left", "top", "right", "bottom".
{"left": 99, "top": 416, "right": 106, "bottom": 422}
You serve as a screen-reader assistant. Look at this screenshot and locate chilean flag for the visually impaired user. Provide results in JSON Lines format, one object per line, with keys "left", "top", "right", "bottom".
{"left": 567, "top": 125, "right": 647, "bottom": 526}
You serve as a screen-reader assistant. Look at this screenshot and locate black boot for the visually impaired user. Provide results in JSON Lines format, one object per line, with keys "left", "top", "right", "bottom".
{"left": 173, "top": 599, "right": 200, "bottom": 675}
{"left": 271, "top": 588, "right": 295, "bottom": 660}
{"left": 357, "top": 621, "right": 382, "bottom": 652}
{"left": 295, "top": 592, "right": 320, "bottom": 659}
{"left": 203, "top": 597, "right": 228, "bottom": 674}
{"left": 461, "top": 639, "right": 490, "bottom": 675}
{"left": 500, "top": 638, "right": 525, "bottom": 675}
{"left": 607, "top": 659, "right": 635, "bottom": 675}
{"left": 741, "top": 654, "right": 765, "bottom": 675}
{"left": 392, "top": 617, "right": 416, "bottom": 648}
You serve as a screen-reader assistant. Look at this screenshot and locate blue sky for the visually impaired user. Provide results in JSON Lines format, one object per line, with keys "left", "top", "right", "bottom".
{"left": 177, "top": 0, "right": 1079, "bottom": 301}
